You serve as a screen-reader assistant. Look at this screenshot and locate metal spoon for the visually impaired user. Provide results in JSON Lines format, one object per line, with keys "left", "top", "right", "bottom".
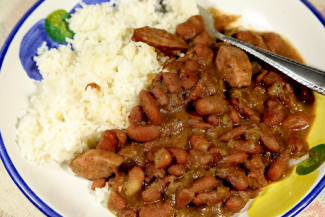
{"left": 198, "top": 5, "right": 325, "bottom": 95}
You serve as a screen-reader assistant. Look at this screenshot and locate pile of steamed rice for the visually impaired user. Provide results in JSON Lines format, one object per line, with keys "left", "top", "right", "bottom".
{"left": 17, "top": 1, "right": 198, "bottom": 165}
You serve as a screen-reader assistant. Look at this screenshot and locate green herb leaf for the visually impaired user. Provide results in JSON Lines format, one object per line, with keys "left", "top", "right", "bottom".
{"left": 296, "top": 144, "right": 325, "bottom": 175}
{"left": 45, "top": 9, "right": 74, "bottom": 43}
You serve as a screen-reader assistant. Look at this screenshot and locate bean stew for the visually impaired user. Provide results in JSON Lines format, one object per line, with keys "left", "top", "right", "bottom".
{"left": 69, "top": 11, "right": 315, "bottom": 217}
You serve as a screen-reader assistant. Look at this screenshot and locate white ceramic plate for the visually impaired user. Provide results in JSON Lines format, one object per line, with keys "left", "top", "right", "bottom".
{"left": 1, "top": 0, "right": 325, "bottom": 216}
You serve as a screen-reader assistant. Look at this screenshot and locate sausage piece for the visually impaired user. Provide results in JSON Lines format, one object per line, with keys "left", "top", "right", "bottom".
{"left": 180, "top": 69, "right": 198, "bottom": 90}
{"left": 139, "top": 90, "right": 161, "bottom": 125}
{"left": 142, "top": 176, "right": 175, "bottom": 203}
{"left": 216, "top": 45, "right": 252, "bottom": 88}
{"left": 132, "top": 26, "right": 188, "bottom": 52}
{"left": 107, "top": 191, "right": 127, "bottom": 211}
{"left": 91, "top": 179, "right": 106, "bottom": 190}
{"left": 126, "top": 124, "right": 160, "bottom": 142}
{"left": 69, "top": 149, "right": 124, "bottom": 180}
{"left": 176, "top": 15, "right": 205, "bottom": 39}
{"left": 190, "top": 135, "right": 210, "bottom": 152}
{"left": 125, "top": 166, "right": 145, "bottom": 196}
{"left": 96, "top": 130, "right": 118, "bottom": 152}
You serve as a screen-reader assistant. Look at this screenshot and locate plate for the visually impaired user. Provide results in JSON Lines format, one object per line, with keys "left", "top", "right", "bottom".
{"left": 1, "top": 0, "right": 325, "bottom": 216}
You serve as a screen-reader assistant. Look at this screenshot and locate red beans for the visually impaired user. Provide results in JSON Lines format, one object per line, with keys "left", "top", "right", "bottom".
{"left": 192, "top": 187, "right": 229, "bottom": 206}
{"left": 142, "top": 176, "right": 175, "bottom": 203}
{"left": 163, "top": 72, "right": 182, "bottom": 94}
{"left": 195, "top": 94, "right": 229, "bottom": 116}
{"left": 228, "top": 139, "right": 264, "bottom": 154}
{"left": 267, "top": 150, "right": 290, "bottom": 181}
{"left": 128, "top": 105, "right": 147, "bottom": 125}
{"left": 126, "top": 125, "right": 160, "bottom": 142}
{"left": 175, "top": 189, "right": 194, "bottom": 208}
{"left": 154, "top": 148, "right": 172, "bottom": 169}
{"left": 219, "top": 126, "right": 249, "bottom": 142}
{"left": 180, "top": 69, "right": 198, "bottom": 90}
{"left": 223, "top": 152, "right": 248, "bottom": 165}
{"left": 140, "top": 90, "right": 161, "bottom": 125}
{"left": 188, "top": 176, "right": 220, "bottom": 194}
{"left": 96, "top": 130, "right": 118, "bottom": 152}
{"left": 139, "top": 202, "right": 174, "bottom": 217}
{"left": 166, "top": 147, "right": 188, "bottom": 164}
{"left": 259, "top": 123, "right": 281, "bottom": 152}
{"left": 125, "top": 166, "right": 145, "bottom": 196}
{"left": 190, "top": 135, "right": 210, "bottom": 152}
{"left": 282, "top": 112, "right": 309, "bottom": 129}
{"left": 225, "top": 196, "right": 246, "bottom": 212}
{"left": 263, "top": 97, "right": 287, "bottom": 126}
{"left": 151, "top": 85, "right": 169, "bottom": 107}
{"left": 107, "top": 191, "right": 127, "bottom": 211}
{"left": 167, "top": 165, "right": 186, "bottom": 177}
{"left": 214, "top": 164, "right": 249, "bottom": 191}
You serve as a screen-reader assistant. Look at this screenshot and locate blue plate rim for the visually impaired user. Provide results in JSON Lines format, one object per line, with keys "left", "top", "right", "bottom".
{"left": 0, "top": 0, "right": 324, "bottom": 217}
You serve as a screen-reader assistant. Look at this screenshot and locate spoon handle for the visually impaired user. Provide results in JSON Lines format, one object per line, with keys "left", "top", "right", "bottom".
{"left": 217, "top": 33, "right": 325, "bottom": 95}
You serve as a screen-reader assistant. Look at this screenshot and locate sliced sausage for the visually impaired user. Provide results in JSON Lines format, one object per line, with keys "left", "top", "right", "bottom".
{"left": 216, "top": 45, "right": 252, "bottom": 88}
{"left": 145, "top": 165, "right": 166, "bottom": 182}
{"left": 132, "top": 26, "right": 188, "bottom": 52}
{"left": 194, "top": 43, "right": 214, "bottom": 65}
{"left": 263, "top": 32, "right": 283, "bottom": 53}
{"left": 91, "top": 179, "right": 106, "bottom": 190}
{"left": 107, "top": 191, "right": 126, "bottom": 211}
{"left": 180, "top": 69, "right": 198, "bottom": 90}
{"left": 139, "top": 90, "right": 161, "bottom": 125}
{"left": 126, "top": 124, "right": 160, "bottom": 142}
{"left": 69, "top": 149, "right": 124, "bottom": 180}
{"left": 176, "top": 15, "right": 205, "bottom": 39}
{"left": 236, "top": 31, "right": 269, "bottom": 51}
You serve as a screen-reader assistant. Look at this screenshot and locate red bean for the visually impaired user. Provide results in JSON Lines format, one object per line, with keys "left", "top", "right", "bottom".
{"left": 128, "top": 105, "right": 147, "bottom": 125}
{"left": 244, "top": 155, "right": 264, "bottom": 170}
{"left": 228, "top": 139, "right": 264, "bottom": 154}
{"left": 175, "top": 189, "right": 195, "bottom": 209}
{"left": 163, "top": 72, "right": 182, "bottom": 94}
{"left": 267, "top": 150, "right": 290, "bottom": 181}
{"left": 214, "top": 164, "right": 249, "bottom": 191}
{"left": 167, "top": 165, "right": 186, "bottom": 177}
{"left": 229, "top": 105, "right": 241, "bottom": 125}
{"left": 107, "top": 191, "right": 127, "bottom": 211}
{"left": 139, "top": 202, "right": 174, "bottom": 217}
{"left": 223, "top": 152, "right": 248, "bottom": 165}
{"left": 192, "top": 187, "right": 230, "bottom": 206}
{"left": 263, "top": 71, "right": 286, "bottom": 86}
{"left": 91, "top": 179, "right": 106, "bottom": 191}
{"left": 96, "top": 130, "right": 118, "bottom": 152}
{"left": 262, "top": 97, "right": 287, "bottom": 126}
{"left": 282, "top": 112, "right": 309, "bottom": 129}
{"left": 225, "top": 195, "right": 246, "bottom": 212}
{"left": 180, "top": 69, "right": 198, "bottom": 90}
{"left": 286, "top": 133, "right": 303, "bottom": 152}
{"left": 219, "top": 126, "right": 249, "bottom": 142}
{"left": 142, "top": 176, "right": 175, "bottom": 203}
{"left": 126, "top": 124, "right": 160, "bottom": 142}
{"left": 189, "top": 82, "right": 203, "bottom": 101}
{"left": 166, "top": 147, "right": 188, "bottom": 164}
{"left": 205, "top": 115, "right": 220, "bottom": 126}
{"left": 194, "top": 43, "right": 214, "bottom": 65}
{"left": 196, "top": 94, "right": 229, "bottom": 116}
{"left": 188, "top": 176, "right": 220, "bottom": 194}
{"left": 154, "top": 148, "right": 172, "bottom": 169}
{"left": 112, "top": 129, "right": 127, "bottom": 145}
{"left": 151, "top": 85, "right": 169, "bottom": 107}
{"left": 208, "top": 146, "right": 222, "bottom": 164}
{"left": 190, "top": 135, "right": 210, "bottom": 152}
{"left": 176, "top": 15, "right": 205, "bottom": 39}
{"left": 236, "top": 31, "right": 269, "bottom": 51}
{"left": 248, "top": 169, "right": 268, "bottom": 188}
{"left": 230, "top": 98, "right": 260, "bottom": 123}
{"left": 145, "top": 165, "right": 166, "bottom": 182}
{"left": 190, "top": 30, "right": 211, "bottom": 46}
{"left": 139, "top": 90, "right": 161, "bottom": 125}
{"left": 259, "top": 123, "right": 281, "bottom": 152}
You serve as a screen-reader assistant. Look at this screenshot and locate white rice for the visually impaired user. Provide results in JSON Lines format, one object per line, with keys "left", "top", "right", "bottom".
{"left": 17, "top": 0, "right": 199, "bottom": 165}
